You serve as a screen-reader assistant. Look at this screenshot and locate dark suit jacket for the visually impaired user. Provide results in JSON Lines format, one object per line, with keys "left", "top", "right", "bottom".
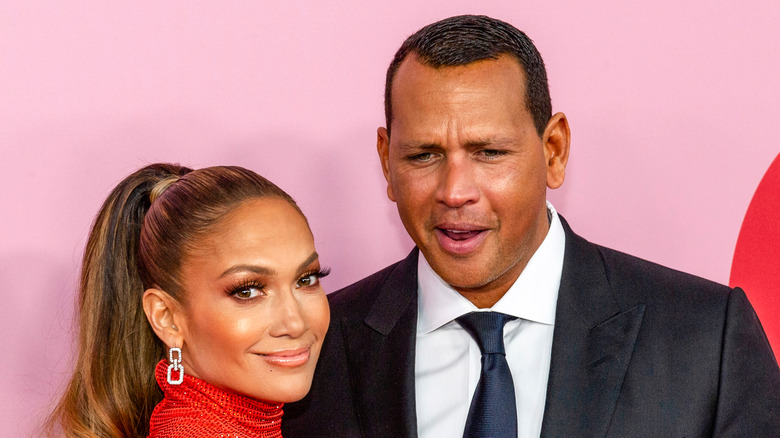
{"left": 283, "top": 219, "right": 780, "bottom": 437}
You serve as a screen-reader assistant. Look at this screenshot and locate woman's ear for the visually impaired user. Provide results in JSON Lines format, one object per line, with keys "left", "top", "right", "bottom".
{"left": 142, "top": 288, "right": 184, "bottom": 349}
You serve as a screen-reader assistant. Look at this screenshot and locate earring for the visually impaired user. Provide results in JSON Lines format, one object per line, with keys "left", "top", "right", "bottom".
{"left": 167, "top": 347, "right": 184, "bottom": 385}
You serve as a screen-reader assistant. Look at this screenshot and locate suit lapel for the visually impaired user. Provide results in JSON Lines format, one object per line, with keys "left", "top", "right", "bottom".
{"left": 541, "top": 219, "right": 645, "bottom": 437}
{"left": 337, "top": 220, "right": 644, "bottom": 437}
{"left": 342, "top": 249, "right": 419, "bottom": 438}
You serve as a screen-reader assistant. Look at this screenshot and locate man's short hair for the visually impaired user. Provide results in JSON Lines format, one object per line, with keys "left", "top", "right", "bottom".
{"left": 384, "top": 15, "right": 552, "bottom": 137}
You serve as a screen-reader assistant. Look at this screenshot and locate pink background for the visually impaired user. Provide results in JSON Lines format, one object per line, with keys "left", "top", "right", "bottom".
{"left": 2, "top": 2, "right": 778, "bottom": 435}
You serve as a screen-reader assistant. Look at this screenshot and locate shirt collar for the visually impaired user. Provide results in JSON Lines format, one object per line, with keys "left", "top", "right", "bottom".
{"left": 417, "top": 201, "right": 566, "bottom": 334}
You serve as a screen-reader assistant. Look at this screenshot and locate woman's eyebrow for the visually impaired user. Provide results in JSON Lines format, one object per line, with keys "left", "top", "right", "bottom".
{"left": 297, "top": 252, "right": 319, "bottom": 272}
{"left": 218, "top": 252, "right": 319, "bottom": 279}
{"left": 219, "top": 264, "right": 275, "bottom": 278}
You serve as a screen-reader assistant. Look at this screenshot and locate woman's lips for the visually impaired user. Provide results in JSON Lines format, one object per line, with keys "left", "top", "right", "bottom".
{"left": 259, "top": 347, "right": 310, "bottom": 368}
{"left": 435, "top": 227, "right": 488, "bottom": 255}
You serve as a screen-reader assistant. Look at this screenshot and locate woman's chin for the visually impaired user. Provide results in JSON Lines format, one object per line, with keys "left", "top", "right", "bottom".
{"left": 237, "top": 378, "right": 314, "bottom": 404}
{"left": 274, "top": 380, "right": 314, "bottom": 403}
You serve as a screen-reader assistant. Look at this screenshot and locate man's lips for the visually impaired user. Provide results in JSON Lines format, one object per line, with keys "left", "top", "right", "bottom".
{"left": 434, "top": 225, "right": 488, "bottom": 255}
{"left": 440, "top": 229, "right": 483, "bottom": 241}
{"left": 257, "top": 347, "right": 310, "bottom": 368}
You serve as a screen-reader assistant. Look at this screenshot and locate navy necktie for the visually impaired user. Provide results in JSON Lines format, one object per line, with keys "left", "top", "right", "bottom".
{"left": 456, "top": 311, "right": 518, "bottom": 438}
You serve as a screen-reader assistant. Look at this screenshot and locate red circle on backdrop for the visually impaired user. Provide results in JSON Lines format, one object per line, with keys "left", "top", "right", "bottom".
{"left": 730, "top": 152, "right": 780, "bottom": 360}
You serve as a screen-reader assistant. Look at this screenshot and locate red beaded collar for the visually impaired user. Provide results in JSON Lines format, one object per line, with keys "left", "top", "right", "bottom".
{"left": 148, "top": 360, "right": 284, "bottom": 437}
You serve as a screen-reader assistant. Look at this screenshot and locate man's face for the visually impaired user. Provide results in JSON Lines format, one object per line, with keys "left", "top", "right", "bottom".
{"left": 378, "top": 55, "right": 568, "bottom": 307}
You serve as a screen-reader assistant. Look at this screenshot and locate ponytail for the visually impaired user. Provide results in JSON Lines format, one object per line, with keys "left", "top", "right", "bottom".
{"left": 47, "top": 163, "right": 299, "bottom": 437}
{"left": 46, "top": 164, "right": 192, "bottom": 437}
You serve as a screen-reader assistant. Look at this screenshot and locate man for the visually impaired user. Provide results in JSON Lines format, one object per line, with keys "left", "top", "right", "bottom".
{"left": 283, "top": 15, "right": 780, "bottom": 437}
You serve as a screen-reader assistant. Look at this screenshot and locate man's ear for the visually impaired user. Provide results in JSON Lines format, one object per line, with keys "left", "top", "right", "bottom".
{"left": 542, "top": 112, "right": 571, "bottom": 189}
{"left": 377, "top": 127, "right": 396, "bottom": 202}
{"left": 142, "top": 288, "right": 184, "bottom": 349}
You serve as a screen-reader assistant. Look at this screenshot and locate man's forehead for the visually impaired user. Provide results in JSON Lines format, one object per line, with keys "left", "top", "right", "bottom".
{"left": 390, "top": 56, "right": 528, "bottom": 116}
{"left": 391, "top": 55, "right": 527, "bottom": 105}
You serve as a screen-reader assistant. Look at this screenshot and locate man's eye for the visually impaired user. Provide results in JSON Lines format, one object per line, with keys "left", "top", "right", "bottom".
{"left": 410, "top": 152, "right": 434, "bottom": 162}
{"left": 479, "top": 149, "right": 506, "bottom": 159}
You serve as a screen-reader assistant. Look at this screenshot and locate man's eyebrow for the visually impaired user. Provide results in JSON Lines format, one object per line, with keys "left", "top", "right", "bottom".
{"left": 397, "top": 141, "right": 440, "bottom": 150}
{"left": 398, "top": 136, "right": 516, "bottom": 149}
{"left": 219, "top": 252, "right": 319, "bottom": 279}
{"left": 464, "top": 137, "right": 514, "bottom": 147}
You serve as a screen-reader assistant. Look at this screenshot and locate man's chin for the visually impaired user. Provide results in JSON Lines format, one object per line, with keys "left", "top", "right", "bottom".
{"left": 427, "top": 259, "right": 494, "bottom": 291}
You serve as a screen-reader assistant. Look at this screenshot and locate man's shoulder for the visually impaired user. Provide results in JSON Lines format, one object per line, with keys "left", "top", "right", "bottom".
{"left": 561, "top": 215, "right": 731, "bottom": 301}
{"left": 326, "top": 253, "right": 416, "bottom": 318}
{"left": 597, "top": 243, "right": 726, "bottom": 288}
{"left": 590, "top": 241, "right": 734, "bottom": 310}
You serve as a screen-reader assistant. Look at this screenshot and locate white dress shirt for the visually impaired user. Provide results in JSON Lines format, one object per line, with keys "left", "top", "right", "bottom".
{"left": 415, "top": 202, "right": 566, "bottom": 438}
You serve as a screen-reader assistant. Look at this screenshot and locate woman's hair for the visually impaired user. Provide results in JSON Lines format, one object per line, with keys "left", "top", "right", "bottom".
{"left": 45, "top": 163, "right": 301, "bottom": 437}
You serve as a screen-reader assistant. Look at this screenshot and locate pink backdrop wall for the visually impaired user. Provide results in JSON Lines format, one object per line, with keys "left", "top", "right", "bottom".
{"left": 2, "top": 2, "right": 778, "bottom": 435}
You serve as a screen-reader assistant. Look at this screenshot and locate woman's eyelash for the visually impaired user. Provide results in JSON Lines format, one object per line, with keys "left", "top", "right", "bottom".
{"left": 302, "top": 268, "right": 331, "bottom": 280}
{"left": 296, "top": 267, "right": 331, "bottom": 288}
{"left": 225, "top": 268, "right": 331, "bottom": 296}
{"left": 226, "top": 279, "right": 265, "bottom": 297}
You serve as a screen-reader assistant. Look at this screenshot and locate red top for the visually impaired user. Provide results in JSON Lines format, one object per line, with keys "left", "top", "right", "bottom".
{"left": 148, "top": 360, "right": 284, "bottom": 437}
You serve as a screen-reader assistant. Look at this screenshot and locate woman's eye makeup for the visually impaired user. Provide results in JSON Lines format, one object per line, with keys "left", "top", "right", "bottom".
{"left": 296, "top": 268, "right": 330, "bottom": 289}
{"left": 226, "top": 280, "right": 265, "bottom": 300}
{"left": 225, "top": 267, "right": 330, "bottom": 299}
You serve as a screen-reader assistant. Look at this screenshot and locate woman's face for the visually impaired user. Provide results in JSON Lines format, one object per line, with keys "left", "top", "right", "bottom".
{"left": 175, "top": 197, "right": 329, "bottom": 403}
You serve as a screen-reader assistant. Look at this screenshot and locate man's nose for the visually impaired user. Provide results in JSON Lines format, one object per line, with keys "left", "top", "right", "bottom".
{"left": 268, "top": 290, "right": 307, "bottom": 338}
{"left": 436, "top": 155, "right": 480, "bottom": 208}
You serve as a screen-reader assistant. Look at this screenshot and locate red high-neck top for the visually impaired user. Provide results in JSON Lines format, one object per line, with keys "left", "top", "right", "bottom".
{"left": 148, "top": 360, "right": 284, "bottom": 437}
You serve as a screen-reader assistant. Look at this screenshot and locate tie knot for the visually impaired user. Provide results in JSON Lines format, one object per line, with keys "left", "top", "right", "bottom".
{"left": 456, "top": 312, "right": 515, "bottom": 355}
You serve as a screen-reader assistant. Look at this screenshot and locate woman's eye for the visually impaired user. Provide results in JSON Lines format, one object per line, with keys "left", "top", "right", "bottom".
{"left": 296, "top": 274, "right": 320, "bottom": 288}
{"left": 233, "top": 286, "right": 263, "bottom": 299}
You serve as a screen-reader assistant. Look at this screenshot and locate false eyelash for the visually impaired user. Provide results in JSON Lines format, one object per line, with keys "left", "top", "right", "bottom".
{"left": 225, "top": 279, "right": 265, "bottom": 296}
{"left": 301, "top": 267, "right": 331, "bottom": 280}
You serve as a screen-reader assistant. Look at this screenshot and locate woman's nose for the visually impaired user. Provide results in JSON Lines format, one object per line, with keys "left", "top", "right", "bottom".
{"left": 268, "top": 290, "right": 307, "bottom": 338}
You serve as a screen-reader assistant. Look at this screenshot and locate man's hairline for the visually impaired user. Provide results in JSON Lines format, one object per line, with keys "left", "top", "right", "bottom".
{"left": 385, "top": 51, "right": 536, "bottom": 139}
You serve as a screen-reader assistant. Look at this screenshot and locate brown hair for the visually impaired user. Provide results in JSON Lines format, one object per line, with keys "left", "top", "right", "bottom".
{"left": 384, "top": 15, "right": 551, "bottom": 137}
{"left": 45, "top": 163, "right": 301, "bottom": 437}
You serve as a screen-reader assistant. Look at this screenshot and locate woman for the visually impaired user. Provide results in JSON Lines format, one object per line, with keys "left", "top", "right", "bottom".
{"left": 46, "top": 163, "right": 329, "bottom": 437}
